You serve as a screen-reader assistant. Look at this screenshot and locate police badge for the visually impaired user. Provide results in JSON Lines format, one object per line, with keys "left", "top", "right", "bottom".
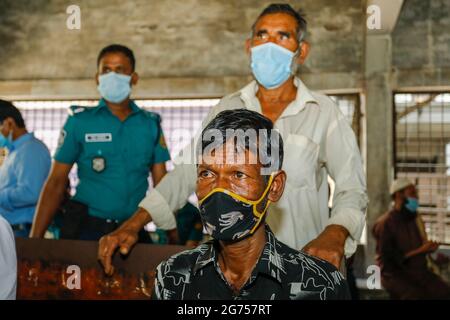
{"left": 92, "top": 156, "right": 106, "bottom": 173}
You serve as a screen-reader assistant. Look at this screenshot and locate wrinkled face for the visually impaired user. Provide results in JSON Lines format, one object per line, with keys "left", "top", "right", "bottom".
{"left": 196, "top": 140, "right": 267, "bottom": 203}
{"left": 251, "top": 13, "right": 300, "bottom": 53}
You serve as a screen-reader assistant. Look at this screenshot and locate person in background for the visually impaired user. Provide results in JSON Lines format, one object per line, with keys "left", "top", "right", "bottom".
{"left": 0, "top": 100, "right": 51, "bottom": 237}
{"left": 373, "top": 178, "right": 450, "bottom": 299}
{"left": 0, "top": 214, "right": 16, "bottom": 300}
{"left": 30, "top": 44, "right": 171, "bottom": 242}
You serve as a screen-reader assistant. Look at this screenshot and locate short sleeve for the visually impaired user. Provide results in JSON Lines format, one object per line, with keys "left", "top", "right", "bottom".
{"left": 54, "top": 114, "right": 80, "bottom": 164}
{"left": 151, "top": 120, "right": 171, "bottom": 165}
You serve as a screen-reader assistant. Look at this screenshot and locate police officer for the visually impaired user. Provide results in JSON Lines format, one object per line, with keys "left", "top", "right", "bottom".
{"left": 30, "top": 44, "right": 171, "bottom": 242}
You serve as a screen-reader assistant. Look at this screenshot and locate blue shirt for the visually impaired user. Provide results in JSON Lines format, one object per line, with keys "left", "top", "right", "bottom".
{"left": 54, "top": 99, "right": 171, "bottom": 221}
{"left": 0, "top": 133, "right": 51, "bottom": 225}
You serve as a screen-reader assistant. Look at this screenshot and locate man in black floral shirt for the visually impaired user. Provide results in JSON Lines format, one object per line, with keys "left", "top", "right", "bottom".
{"left": 153, "top": 109, "right": 350, "bottom": 300}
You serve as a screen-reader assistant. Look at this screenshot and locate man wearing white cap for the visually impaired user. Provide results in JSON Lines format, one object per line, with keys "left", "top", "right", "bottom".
{"left": 373, "top": 178, "right": 450, "bottom": 299}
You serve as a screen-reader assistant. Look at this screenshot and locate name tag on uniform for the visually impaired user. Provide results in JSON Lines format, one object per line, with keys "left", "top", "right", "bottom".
{"left": 85, "top": 133, "right": 112, "bottom": 143}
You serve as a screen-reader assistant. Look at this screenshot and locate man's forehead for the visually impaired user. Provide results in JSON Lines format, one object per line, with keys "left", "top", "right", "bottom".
{"left": 203, "top": 141, "right": 258, "bottom": 158}
{"left": 99, "top": 52, "right": 131, "bottom": 66}
{"left": 198, "top": 162, "right": 261, "bottom": 180}
{"left": 200, "top": 140, "right": 260, "bottom": 166}
{"left": 254, "top": 13, "right": 298, "bottom": 31}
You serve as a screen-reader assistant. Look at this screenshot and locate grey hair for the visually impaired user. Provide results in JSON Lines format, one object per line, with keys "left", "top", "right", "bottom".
{"left": 250, "top": 3, "right": 307, "bottom": 43}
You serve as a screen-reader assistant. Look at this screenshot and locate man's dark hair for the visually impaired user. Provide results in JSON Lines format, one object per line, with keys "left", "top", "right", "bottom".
{"left": 0, "top": 99, "right": 25, "bottom": 128}
{"left": 198, "top": 109, "right": 284, "bottom": 174}
{"left": 97, "top": 44, "right": 136, "bottom": 71}
{"left": 252, "top": 3, "right": 307, "bottom": 42}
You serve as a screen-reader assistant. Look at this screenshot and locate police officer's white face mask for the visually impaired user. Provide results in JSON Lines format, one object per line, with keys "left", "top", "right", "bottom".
{"left": 97, "top": 72, "right": 132, "bottom": 104}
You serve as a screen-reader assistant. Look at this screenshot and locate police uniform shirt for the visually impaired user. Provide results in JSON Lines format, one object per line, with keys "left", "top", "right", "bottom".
{"left": 54, "top": 99, "right": 170, "bottom": 222}
{"left": 152, "top": 225, "right": 350, "bottom": 300}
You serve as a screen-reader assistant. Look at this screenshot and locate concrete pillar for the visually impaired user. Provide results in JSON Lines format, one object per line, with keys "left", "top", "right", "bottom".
{"left": 364, "top": 33, "right": 394, "bottom": 268}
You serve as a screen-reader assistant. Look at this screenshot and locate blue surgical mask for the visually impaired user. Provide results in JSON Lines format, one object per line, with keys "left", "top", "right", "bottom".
{"left": 97, "top": 72, "right": 132, "bottom": 103}
{"left": 250, "top": 42, "right": 296, "bottom": 89}
{"left": 0, "top": 130, "right": 13, "bottom": 151}
{"left": 405, "top": 197, "right": 419, "bottom": 213}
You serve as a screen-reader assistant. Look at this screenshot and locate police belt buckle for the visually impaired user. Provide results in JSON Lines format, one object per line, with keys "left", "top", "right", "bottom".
{"left": 92, "top": 156, "right": 106, "bottom": 173}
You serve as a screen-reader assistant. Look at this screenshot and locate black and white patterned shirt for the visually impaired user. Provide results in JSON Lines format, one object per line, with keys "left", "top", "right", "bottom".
{"left": 152, "top": 225, "right": 350, "bottom": 300}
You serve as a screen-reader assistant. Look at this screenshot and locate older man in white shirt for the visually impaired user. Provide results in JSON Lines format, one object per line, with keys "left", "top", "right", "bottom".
{"left": 98, "top": 3, "right": 368, "bottom": 275}
{"left": 0, "top": 214, "right": 17, "bottom": 300}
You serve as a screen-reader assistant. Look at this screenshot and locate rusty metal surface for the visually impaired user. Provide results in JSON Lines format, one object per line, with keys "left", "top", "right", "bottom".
{"left": 15, "top": 238, "right": 187, "bottom": 300}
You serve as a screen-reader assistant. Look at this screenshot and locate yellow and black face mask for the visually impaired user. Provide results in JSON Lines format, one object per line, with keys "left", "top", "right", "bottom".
{"left": 198, "top": 174, "right": 274, "bottom": 241}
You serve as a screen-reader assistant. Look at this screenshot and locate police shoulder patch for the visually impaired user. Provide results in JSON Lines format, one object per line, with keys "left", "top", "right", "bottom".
{"left": 68, "top": 105, "right": 86, "bottom": 116}
{"left": 57, "top": 129, "right": 67, "bottom": 148}
{"left": 143, "top": 110, "right": 161, "bottom": 123}
{"left": 159, "top": 133, "right": 167, "bottom": 149}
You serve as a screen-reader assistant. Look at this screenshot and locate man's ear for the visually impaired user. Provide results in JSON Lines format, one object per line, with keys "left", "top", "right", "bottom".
{"left": 296, "top": 41, "right": 310, "bottom": 65}
{"left": 131, "top": 72, "right": 139, "bottom": 86}
{"left": 2, "top": 117, "right": 14, "bottom": 132}
{"left": 245, "top": 38, "right": 252, "bottom": 56}
{"left": 95, "top": 72, "right": 99, "bottom": 86}
{"left": 267, "top": 170, "right": 286, "bottom": 203}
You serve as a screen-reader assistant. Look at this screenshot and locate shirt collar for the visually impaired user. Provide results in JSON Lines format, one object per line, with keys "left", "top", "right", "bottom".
{"left": 192, "top": 225, "right": 286, "bottom": 283}
{"left": 192, "top": 241, "right": 217, "bottom": 274}
{"left": 253, "top": 225, "right": 286, "bottom": 282}
{"left": 11, "top": 132, "right": 33, "bottom": 151}
{"left": 239, "top": 77, "right": 319, "bottom": 119}
{"left": 93, "top": 98, "right": 141, "bottom": 114}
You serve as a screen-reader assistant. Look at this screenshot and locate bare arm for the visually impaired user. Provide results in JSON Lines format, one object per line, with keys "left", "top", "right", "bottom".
{"left": 29, "top": 161, "right": 73, "bottom": 238}
{"left": 151, "top": 162, "right": 167, "bottom": 186}
{"left": 404, "top": 240, "right": 439, "bottom": 259}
